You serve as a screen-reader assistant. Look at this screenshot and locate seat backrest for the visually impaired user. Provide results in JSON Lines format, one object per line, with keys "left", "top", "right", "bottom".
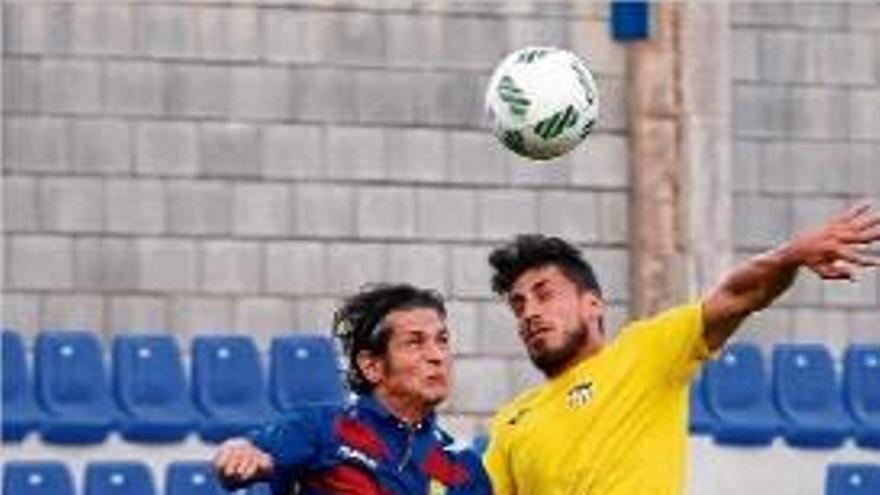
{"left": 165, "top": 462, "right": 225, "bottom": 495}
{"left": 3, "top": 329, "right": 31, "bottom": 403}
{"left": 843, "top": 345, "right": 880, "bottom": 415}
{"left": 192, "top": 336, "right": 267, "bottom": 412}
{"left": 2, "top": 461, "right": 75, "bottom": 495}
{"left": 773, "top": 344, "right": 841, "bottom": 412}
{"left": 825, "top": 463, "right": 880, "bottom": 495}
{"left": 706, "top": 343, "right": 769, "bottom": 409}
{"left": 35, "top": 331, "right": 113, "bottom": 413}
{"left": 84, "top": 461, "right": 157, "bottom": 495}
{"left": 270, "top": 334, "right": 344, "bottom": 411}
{"left": 113, "top": 334, "right": 189, "bottom": 410}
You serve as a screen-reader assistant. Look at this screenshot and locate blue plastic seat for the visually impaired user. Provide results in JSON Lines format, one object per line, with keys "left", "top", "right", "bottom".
{"left": 773, "top": 344, "right": 851, "bottom": 448}
{"left": 843, "top": 345, "right": 880, "bottom": 448}
{"left": 688, "top": 368, "right": 715, "bottom": 436}
{"left": 166, "top": 462, "right": 270, "bottom": 495}
{"left": 2, "top": 461, "right": 75, "bottom": 495}
{"left": 704, "top": 343, "right": 778, "bottom": 445}
{"left": 192, "top": 336, "right": 275, "bottom": 442}
{"left": 85, "top": 461, "right": 157, "bottom": 495}
{"left": 113, "top": 334, "right": 197, "bottom": 442}
{"left": 2, "top": 329, "right": 42, "bottom": 441}
{"left": 269, "top": 334, "right": 345, "bottom": 412}
{"left": 825, "top": 463, "right": 880, "bottom": 495}
{"left": 35, "top": 331, "right": 118, "bottom": 444}
{"left": 166, "top": 462, "right": 226, "bottom": 495}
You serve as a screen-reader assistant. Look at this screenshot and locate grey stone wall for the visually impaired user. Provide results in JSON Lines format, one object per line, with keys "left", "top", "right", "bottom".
{"left": 730, "top": 2, "right": 880, "bottom": 355}
{"left": 4, "top": 0, "right": 877, "bottom": 433}
{"left": 1, "top": 0, "right": 629, "bottom": 428}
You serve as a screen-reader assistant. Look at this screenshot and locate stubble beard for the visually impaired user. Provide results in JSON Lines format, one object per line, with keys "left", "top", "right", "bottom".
{"left": 528, "top": 324, "right": 588, "bottom": 377}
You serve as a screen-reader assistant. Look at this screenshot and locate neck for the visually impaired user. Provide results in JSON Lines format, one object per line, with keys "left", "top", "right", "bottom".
{"left": 545, "top": 330, "right": 606, "bottom": 379}
{"left": 372, "top": 389, "right": 431, "bottom": 426}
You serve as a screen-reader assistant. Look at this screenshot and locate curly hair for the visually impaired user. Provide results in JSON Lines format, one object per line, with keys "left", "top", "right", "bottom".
{"left": 488, "top": 234, "right": 602, "bottom": 296}
{"left": 332, "top": 283, "right": 446, "bottom": 394}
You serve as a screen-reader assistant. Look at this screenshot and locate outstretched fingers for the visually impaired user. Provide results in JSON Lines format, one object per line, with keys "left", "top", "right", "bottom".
{"left": 851, "top": 210, "right": 880, "bottom": 233}
{"left": 835, "top": 201, "right": 873, "bottom": 223}
{"left": 838, "top": 247, "right": 880, "bottom": 268}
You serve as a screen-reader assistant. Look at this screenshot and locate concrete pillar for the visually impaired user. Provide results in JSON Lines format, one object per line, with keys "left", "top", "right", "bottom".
{"left": 629, "top": 3, "right": 687, "bottom": 318}
{"left": 627, "top": 2, "right": 732, "bottom": 317}
{"left": 681, "top": 3, "right": 733, "bottom": 297}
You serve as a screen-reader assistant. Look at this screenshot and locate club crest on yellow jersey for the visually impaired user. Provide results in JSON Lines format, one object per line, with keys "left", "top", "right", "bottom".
{"left": 566, "top": 380, "right": 594, "bottom": 408}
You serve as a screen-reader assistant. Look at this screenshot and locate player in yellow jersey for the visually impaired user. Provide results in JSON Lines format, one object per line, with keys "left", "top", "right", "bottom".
{"left": 482, "top": 203, "right": 880, "bottom": 495}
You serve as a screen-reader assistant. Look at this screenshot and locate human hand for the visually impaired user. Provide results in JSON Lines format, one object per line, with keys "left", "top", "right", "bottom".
{"left": 786, "top": 202, "right": 880, "bottom": 280}
{"left": 213, "top": 438, "right": 274, "bottom": 485}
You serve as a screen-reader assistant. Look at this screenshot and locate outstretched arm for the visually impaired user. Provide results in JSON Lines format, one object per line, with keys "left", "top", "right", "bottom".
{"left": 702, "top": 202, "right": 880, "bottom": 352}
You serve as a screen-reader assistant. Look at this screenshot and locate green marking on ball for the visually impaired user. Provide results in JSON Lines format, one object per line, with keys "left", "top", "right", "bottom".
{"left": 516, "top": 48, "right": 552, "bottom": 64}
{"left": 534, "top": 105, "right": 579, "bottom": 140}
{"left": 579, "top": 118, "right": 596, "bottom": 138}
{"left": 570, "top": 62, "right": 597, "bottom": 105}
{"left": 502, "top": 130, "right": 528, "bottom": 156}
{"left": 497, "top": 75, "right": 531, "bottom": 116}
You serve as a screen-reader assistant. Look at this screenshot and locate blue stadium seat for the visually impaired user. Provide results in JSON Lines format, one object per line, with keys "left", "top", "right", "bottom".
{"left": 85, "top": 461, "right": 157, "bottom": 495}
{"left": 704, "top": 343, "right": 778, "bottom": 445}
{"left": 269, "top": 334, "right": 345, "bottom": 412}
{"left": 773, "top": 344, "right": 851, "bottom": 448}
{"left": 166, "top": 462, "right": 226, "bottom": 495}
{"left": 35, "top": 331, "right": 118, "bottom": 444}
{"left": 2, "top": 461, "right": 75, "bottom": 495}
{"left": 825, "top": 463, "right": 880, "bottom": 495}
{"left": 2, "top": 329, "right": 42, "bottom": 442}
{"left": 166, "top": 462, "right": 270, "bottom": 495}
{"left": 113, "top": 334, "right": 197, "bottom": 442}
{"left": 192, "top": 336, "right": 275, "bottom": 442}
{"left": 688, "top": 368, "right": 715, "bottom": 436}
{"left": 843, "top": 345, "right": 880, "bottom": 448}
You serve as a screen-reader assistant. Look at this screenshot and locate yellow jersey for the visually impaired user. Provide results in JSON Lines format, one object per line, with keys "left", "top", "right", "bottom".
{"left": 484, "top": 303, "right": 710, "bottom": 495}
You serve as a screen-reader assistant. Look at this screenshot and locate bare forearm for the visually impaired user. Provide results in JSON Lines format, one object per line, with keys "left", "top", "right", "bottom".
{"left": 703, "top": 202, "right": 880, "bottom": 352}
{"left": 702, "top": 244, "right": 800, "bottom": 351}
{"left": 722, "top": 245, "right": 801, "bottom": 312}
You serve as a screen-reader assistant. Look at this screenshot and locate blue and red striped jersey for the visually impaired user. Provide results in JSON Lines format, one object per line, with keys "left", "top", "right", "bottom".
{"left": 246, "top": 395, "right": 492, "bottom": 495}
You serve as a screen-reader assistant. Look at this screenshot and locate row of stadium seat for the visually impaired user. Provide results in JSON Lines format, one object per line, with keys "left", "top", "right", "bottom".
{"left": 3, "top": 460, "right": 269, "bottom": 495}
{"left": 4, "top": 460, "right": 880, "bottom": 495}
{"left": 2, "top": 329, "right": 346, "bottom": 444}
{"left": 689, "top": 343, "right": 880, "bottom": 449}
{"left": 5, "top": 329, "right": 877, "bottom": 448}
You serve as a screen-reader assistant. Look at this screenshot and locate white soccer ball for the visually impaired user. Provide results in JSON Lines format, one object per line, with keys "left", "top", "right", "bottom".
{"left": 485, "top": 47, "right": 599, "bottom": 161}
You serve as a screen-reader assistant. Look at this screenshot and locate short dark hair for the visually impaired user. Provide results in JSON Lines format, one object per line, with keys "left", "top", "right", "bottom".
{"left": 488, "top": 234, "right": 602, "bottom": 296}
{"left": 332, "top": 283, "right": 446, "bottom": 394}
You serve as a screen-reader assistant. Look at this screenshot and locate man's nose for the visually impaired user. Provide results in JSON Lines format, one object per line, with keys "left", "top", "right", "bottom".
{"left": 520, "top": 298, "right": 541, "bottom": 325}
{"left": 424, "top": 340, "right": 448, "bottom": 363}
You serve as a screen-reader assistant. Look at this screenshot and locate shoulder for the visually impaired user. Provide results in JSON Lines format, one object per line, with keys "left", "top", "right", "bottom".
{"left": 269, "top": 403, "right": 346, "bottom": 438}
{"left": 616, "top": 302, "right": 703, "bottom": 340}
{"left": 489, "top": 384, "right": 544, "bottom": 434}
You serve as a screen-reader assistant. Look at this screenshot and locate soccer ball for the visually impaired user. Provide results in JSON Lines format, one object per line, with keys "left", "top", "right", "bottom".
{"left": 485, "top": 47, "right": 599, "bottom": 161}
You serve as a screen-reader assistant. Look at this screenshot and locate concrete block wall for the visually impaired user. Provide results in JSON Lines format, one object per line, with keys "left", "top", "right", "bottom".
{"left": 4, "top": 0, "right": 877, "bottom": 434}
{"left": 1, "top": 0, "right": 629, "bottom": 428}
{"left": 730, "top": 2, "right": 880, "bottom": 355}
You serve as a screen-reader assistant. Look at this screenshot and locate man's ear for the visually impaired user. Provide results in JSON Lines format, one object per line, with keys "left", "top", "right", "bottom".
{"left": 579, "top": 291, "right": 606, "bottom": 327}
{"left": 356, "top": 350, "right": 384, "bottom": 386}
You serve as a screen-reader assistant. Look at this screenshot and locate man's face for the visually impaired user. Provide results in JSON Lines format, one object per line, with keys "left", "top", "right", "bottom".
{"left": 507, "top": 265, "right": 604, "bottom": 375}
{"left": 369, "top": 308, "right": 452, "bottom": 408}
